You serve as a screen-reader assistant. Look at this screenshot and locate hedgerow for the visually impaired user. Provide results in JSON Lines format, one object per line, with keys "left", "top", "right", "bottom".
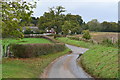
{"left": 10, "top": 43, "right": 66, "bottom": 58}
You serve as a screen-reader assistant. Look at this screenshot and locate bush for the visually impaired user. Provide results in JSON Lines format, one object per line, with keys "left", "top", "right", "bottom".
{"left": 82, "top": 30, "right": 91, "bottom": 40}
{"left": 24, "top": 27, "right": 33, "bottom": 34}
{"left": 10, "top": 43, "right": 66, "bottom": 58}
{"left": 101, "top": 38, "right": 114, "bottom": 47}
{"left": 68, "top": 37, "right": 80, "bottom": 41}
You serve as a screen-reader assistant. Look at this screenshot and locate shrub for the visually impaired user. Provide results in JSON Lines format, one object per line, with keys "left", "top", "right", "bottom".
{"left": 101, "top": 38, "right": 113, "bottom": 47}
{"left": 24, "top": 27, "right": 33, "bottom": 34}
{"left": 10, "top": 43, "right": 66, "bottom": 58}
{"left": 68, "top": 37, "right": 80, "bottom": 41}
{"left": 82, "top": 30, "right": 91, "bottom": 40}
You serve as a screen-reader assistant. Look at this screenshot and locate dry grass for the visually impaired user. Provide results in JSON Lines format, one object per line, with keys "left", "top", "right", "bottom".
{"left": 69, "top": 32, "right": 118, "bottom": 43}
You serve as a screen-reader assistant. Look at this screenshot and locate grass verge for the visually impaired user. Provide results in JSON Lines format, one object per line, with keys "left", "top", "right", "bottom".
{"left": 57, "top": 37, "right": 118, "bottom": 78}
{"left": 2, "top": 48, "right": 71, "bottom": 78}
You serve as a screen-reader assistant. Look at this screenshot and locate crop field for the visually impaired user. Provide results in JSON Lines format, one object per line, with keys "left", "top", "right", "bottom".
{"left": 57, "top": 37, "right": 118, "bottom": 78}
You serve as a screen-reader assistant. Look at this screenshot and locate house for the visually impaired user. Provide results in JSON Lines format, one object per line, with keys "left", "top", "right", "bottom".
{"left": 46, "top": 28, "right": 56, "bottom": 34}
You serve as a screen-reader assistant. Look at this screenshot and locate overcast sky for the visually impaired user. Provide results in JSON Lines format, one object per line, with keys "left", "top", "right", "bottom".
{"left": 30, "top": 0, "right": 118, "bottom": 23}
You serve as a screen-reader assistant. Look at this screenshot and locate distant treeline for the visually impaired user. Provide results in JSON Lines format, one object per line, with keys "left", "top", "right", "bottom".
{"left": 2, "top": 1, "right": 119, "bottom": 38}
{"left": 30, "top": 6, "right": 119, "bottom": 34}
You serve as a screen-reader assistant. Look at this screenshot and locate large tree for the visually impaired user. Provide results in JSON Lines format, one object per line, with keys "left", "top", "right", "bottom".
{"left": 101, "top": 21, "right": 113, "bottom": 32}
{"left": 62, "top": 21, "right": 81, "bottom": 35}
{"left": 2, "top": 1, "right": 36, "bottom": 38}
{"left": 38, "top": 6, "right": 66, "bottom": 34}
{"left": 62, "top": 14, "right": 84, "bottom": 34}
{"left": 64, "top": 14, "right": 83, "bottom": 25}
{"left": 87, "top": 19, "right": 101, "bottom": 31}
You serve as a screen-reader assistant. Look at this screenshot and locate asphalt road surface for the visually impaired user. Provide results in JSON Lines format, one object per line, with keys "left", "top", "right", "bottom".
{"left": 41, "top": 44, "right": 93, "bottom": 78}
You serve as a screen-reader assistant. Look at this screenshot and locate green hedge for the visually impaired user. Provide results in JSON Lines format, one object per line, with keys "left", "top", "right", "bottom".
{"left": 68, "top": 37, "right": 80, "bottom": 41}
{"left": 10, "top": 43, "right": 66, "bottom": 58}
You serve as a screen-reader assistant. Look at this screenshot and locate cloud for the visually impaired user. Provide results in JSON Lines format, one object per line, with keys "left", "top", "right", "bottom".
{"left": 32, "top": 0, "right": 118, "bottom": 22}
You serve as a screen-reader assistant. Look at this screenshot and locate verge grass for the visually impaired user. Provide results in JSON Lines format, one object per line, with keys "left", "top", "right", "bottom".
{"left": 57, "top": 37, "right": 118, "bottom": 78}
{"left": 2, "top": 48, "right": 70, "bottom": 78}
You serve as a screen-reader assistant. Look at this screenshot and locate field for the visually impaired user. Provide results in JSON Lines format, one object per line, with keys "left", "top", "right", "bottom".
{"left": 57, "top": 37, "right": 118, "bottom": 78}
{"left": 69, "top": 32, "right": 118, "bottom": 43}
{"left": 2, "top": 48, "right": 70, "bottom": 78}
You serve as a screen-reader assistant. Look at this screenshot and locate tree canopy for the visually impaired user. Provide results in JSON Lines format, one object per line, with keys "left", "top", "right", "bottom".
{"left": 2, "top": 1, "right": 36, "bottom": 38}
{"left": 38, "top": 7, "right": 84, "bottom": 34}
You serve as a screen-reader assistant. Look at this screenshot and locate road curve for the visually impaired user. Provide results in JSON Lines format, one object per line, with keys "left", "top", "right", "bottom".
{"left": 41, "top": 44, "right": 92, "bottom": 78}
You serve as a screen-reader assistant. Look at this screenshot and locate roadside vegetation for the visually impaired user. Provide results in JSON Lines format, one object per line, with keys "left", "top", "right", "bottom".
{"left": 10, "top": 43, "right": 65, "bottom": 58}
{"left": 2, "top": 48, "right": 70, "bottom": 78}
{"left": 1, "top": 38, "right": 52, "bottom": 57}
{"left": 57, "top": 37, "right": 118, "bottom": 78}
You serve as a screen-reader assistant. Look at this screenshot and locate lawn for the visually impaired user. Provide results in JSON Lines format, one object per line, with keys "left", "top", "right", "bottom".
{"left": 57, "top": 37, "right": 118, "bottom": 78}
{"left": 2, "top": 48, "right": 70, "bottom": 78}
{"left": 1, "top": 38, "right": 52, "bottom": 45}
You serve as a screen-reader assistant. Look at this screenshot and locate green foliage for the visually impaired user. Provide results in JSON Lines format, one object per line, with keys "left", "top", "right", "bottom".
{"left": 102, "top": 38, "right": 113, "bottom": 46}
{"left": 62, "top": 14, "right": 84, "bottom": 34}
{"left": 31, "top": 17, "right": 39, "bottom": 26}
{"left": 68, "top": 37, "right": 80, "bottom": 41}
{"left": 2, "top": 48, "right": 70, "bottom": 78}
{"left": 87, "top": 19, "right": 118, "bottom": 32}
{"left": 10, "top": 43, "right": 66, "bottom": 58}
{"left": 1, "top": 38, "right": 52, "bottom": 57}
{"left": 2, "top": 1, "right": 36, "bottom": 38}
{"left": 82, "top": 30, "right": 91, "bottom": 40}
{"left": 101, "top": 38, "right": 118, "bottom": 47}
{"left": 24, "top": 27, "right": 33, "bottom": 34}
{"left": 38, "top": 6, "right": 66, "bottom": 34}
{"left": 62, "top": 21, "right": 71, "bottom": 35}
{"left": 100, "top": 21, "right": 118, "bottom": 32}
{"left": 64, "top": 14, "right": 83, "bottom": 25}
{"left": 38, "top": 6, "right": 84, "bottom": 34}
{"left": 87, "top": 19, "right": 101, "bottom": 31}
{"left": 62, "top": 21, "right": 82, "bottom": 35}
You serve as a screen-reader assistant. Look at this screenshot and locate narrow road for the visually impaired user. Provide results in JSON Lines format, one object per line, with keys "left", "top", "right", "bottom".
{"left": 41, "top": 44, "right": 92, "bottom": 78}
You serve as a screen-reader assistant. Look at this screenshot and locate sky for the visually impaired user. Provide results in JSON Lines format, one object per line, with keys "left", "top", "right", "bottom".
{"left": 29, "top": 0, "right": 119, "bottom": 23}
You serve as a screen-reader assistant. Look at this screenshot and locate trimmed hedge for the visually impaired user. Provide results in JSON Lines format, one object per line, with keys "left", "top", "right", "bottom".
{"left": 10, "top": 43, "right": 66, "bottom": 58}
